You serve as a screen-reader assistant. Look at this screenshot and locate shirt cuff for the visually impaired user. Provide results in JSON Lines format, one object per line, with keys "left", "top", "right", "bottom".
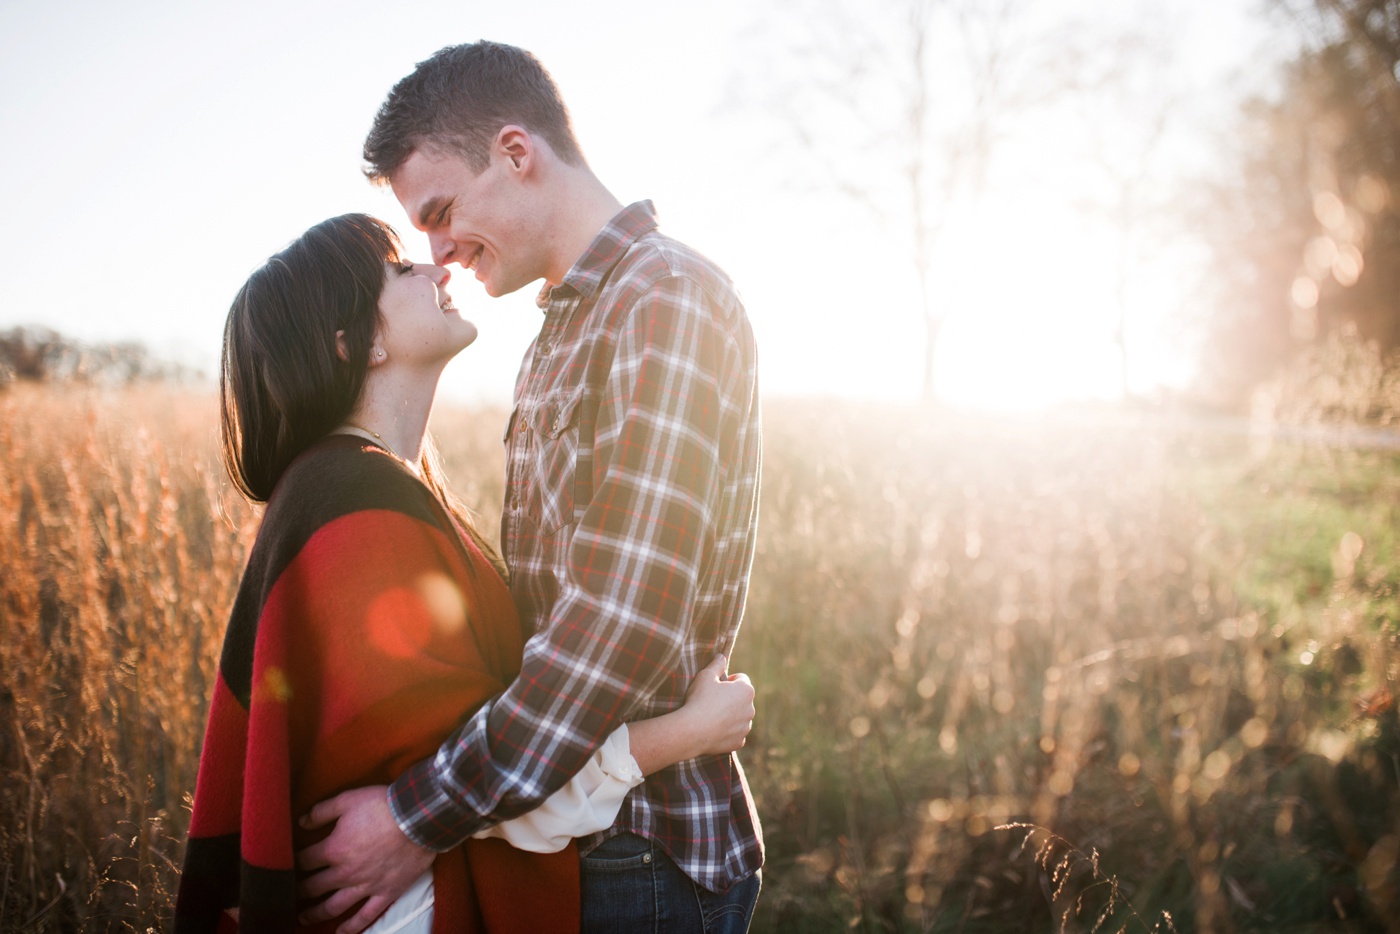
{"left": 470, "top": 725, "right": 644, "bottom": 853}
{"left": 387, "top": 756, "right": 488, "bottom": 852}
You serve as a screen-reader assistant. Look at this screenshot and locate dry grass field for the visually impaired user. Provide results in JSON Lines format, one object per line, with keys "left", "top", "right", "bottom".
{"left": 2, "top": 382, "right": 1398, "bottom": 932}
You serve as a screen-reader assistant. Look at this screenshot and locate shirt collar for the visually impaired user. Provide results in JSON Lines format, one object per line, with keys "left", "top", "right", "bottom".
{"left": 535, "top": 200, "right": 660, "bottom": 310}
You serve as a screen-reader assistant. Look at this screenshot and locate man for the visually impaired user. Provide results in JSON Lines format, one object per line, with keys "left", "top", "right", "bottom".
{"left": 295, "top": 41, "right": 764, "bottom": 932}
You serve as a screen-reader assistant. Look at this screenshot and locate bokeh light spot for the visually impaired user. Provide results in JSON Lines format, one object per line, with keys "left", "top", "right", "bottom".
{"left": 1291, "top": 277, "right": 1319, "bottom": 310}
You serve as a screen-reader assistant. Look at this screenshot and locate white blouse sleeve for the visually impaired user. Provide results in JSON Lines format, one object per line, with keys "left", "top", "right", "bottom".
{"left": 470, "top": 724, "right": 644, "bottom": 853}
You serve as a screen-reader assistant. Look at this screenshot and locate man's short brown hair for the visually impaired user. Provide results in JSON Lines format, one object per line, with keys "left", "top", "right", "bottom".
{"left": 363, "top": 41, "right": 585, "bottom": 182}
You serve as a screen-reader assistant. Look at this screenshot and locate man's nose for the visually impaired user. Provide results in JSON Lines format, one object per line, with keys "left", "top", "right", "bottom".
{"left": 429, "top": 234, "right": 453, "bottom": 267}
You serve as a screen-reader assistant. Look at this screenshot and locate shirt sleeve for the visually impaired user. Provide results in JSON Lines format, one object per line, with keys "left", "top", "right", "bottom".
{"left": 470, "top": 725, "right": 643, "bottom": 853}
{"left": 388, "top": 275, "right": 747, "bottom": 848}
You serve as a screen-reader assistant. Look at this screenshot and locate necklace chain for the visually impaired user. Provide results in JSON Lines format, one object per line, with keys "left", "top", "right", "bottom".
{"left": 340, "top": 423, "right": 420, "bottom": 475}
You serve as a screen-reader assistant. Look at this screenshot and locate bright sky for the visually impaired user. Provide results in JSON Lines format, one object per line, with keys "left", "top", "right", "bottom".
{"left": 0, "top": 0, "right": 1279, "bottom": 409}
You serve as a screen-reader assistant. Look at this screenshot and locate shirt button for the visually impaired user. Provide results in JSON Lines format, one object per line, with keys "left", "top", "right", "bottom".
{"left": 642, "top": 853, "right": 652, "bottom": 864}
{"left": 539, "top": 342, "right": 552, "bottom": 355}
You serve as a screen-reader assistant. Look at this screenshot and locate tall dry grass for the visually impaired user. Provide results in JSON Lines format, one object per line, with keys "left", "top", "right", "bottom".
{"left": 1, "top": 383, "right": 1398, "bottom": 931}
{"left": 744, "top": 402, "right": 1400, "bottom": 932}
{"left": 0, "top": 385, "right": 254, "bottom": 930}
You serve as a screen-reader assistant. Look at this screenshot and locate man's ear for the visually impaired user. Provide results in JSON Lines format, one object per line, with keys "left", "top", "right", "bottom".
{"left": 496, "top": 125, "right": 533, "bottom": 173}
{"left": 334, "top": 330, "right": 350, "bottom": 363}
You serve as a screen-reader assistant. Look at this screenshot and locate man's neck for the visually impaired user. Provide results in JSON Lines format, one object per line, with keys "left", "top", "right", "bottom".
{"left": 542, "top": 168, "right": 624, "bottom": 286}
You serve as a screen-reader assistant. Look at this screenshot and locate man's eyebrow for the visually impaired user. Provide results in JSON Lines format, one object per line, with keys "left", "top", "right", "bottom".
{"left": 416, "top": 196, "right": 452, "bottom": 229}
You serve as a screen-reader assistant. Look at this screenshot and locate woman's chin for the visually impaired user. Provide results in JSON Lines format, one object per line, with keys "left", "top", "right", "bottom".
{"left": 454, "top": 323, "right": 480, "bottom": 353}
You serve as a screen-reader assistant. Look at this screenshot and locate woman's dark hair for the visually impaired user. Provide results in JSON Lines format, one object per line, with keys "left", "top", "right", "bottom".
{"left": 220, "top": 213, "right": 397, "bottom": 502}
{"left": 220, "top": 213, "right": 505, "bottom": 576}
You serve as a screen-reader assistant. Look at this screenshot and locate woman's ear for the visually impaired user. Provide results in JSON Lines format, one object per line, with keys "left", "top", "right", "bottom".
{"left": 336, "top": 330, "right": 387, "bottom": 366}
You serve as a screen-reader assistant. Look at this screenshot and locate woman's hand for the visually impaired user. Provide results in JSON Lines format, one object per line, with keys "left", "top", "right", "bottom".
{"left": 677, "top": 654, "right": 755, "bottom": 757}
{"left": 625, "top": 654, "right": 756, "bottom": 774}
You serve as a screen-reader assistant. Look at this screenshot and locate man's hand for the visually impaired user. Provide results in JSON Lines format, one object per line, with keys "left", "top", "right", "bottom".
{"left": 295, "top": 785, "right": 435, "bottom": 934}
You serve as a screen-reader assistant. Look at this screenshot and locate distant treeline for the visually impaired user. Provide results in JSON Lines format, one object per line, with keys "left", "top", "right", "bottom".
{"left": 1204, "top": 0, "right": 1400, "bottom": 400}
{"left": 0, "top": 325, "right": 204, "bottom": 388}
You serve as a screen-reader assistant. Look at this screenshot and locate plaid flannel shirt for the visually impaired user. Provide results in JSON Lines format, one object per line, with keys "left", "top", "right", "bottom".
{"left": 388, "top": 201, "right": 763, "bottom": 892}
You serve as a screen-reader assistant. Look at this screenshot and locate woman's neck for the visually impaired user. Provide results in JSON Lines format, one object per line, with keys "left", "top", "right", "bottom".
{"left": 342, "top": 369, "right": 440, "bottom": 469}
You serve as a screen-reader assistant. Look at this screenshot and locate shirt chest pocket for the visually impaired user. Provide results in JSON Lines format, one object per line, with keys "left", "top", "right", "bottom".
{"left": 522, "top": 391, "right": 585, "bottom": 535}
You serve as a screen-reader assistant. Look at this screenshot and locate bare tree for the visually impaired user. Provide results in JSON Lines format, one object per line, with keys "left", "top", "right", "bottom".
{"left": 742, "top": 0, "right": 1068, "bottom": 400}
{"left": 1072, "top": 27, "right": 1181, "bottom": 401}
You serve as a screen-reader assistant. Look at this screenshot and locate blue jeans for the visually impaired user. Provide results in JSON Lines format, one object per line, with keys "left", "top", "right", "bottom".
{"left": 579, "top": 833, "right": 761, "bottom": 934}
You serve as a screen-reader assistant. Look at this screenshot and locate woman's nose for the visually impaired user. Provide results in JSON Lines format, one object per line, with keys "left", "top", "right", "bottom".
{"left": 413, "top": 261, "right": 451, "bottom": 286}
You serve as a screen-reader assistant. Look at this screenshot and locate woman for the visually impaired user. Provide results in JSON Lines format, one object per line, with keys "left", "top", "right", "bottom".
{"left": 175, "top": 215, "right": 755, "bottom": 934}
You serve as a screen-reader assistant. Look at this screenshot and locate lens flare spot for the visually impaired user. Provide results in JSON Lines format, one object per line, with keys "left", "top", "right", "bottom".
{"left": 367, "top": 587, "right": 433, "bottom": 659}
{"left": 254, "top": 666, "right": 292, "bottom": 704}
{"left": 416, "top": 572, "right": 468, "bottom": 635}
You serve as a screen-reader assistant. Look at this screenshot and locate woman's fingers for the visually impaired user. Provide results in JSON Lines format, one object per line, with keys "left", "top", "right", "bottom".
{"left": 701, "top": 653, "right": 729, "bottom": 677}
{"left": 678, "top": 653, "right": 758, "bottom": 754}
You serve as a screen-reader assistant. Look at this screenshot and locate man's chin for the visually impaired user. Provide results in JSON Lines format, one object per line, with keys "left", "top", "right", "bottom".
{"left": 475, "top": 270, "right": 503, "bottom": 297}
{"left": 481, "top": 276, "right": 542, "bottom": 299}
